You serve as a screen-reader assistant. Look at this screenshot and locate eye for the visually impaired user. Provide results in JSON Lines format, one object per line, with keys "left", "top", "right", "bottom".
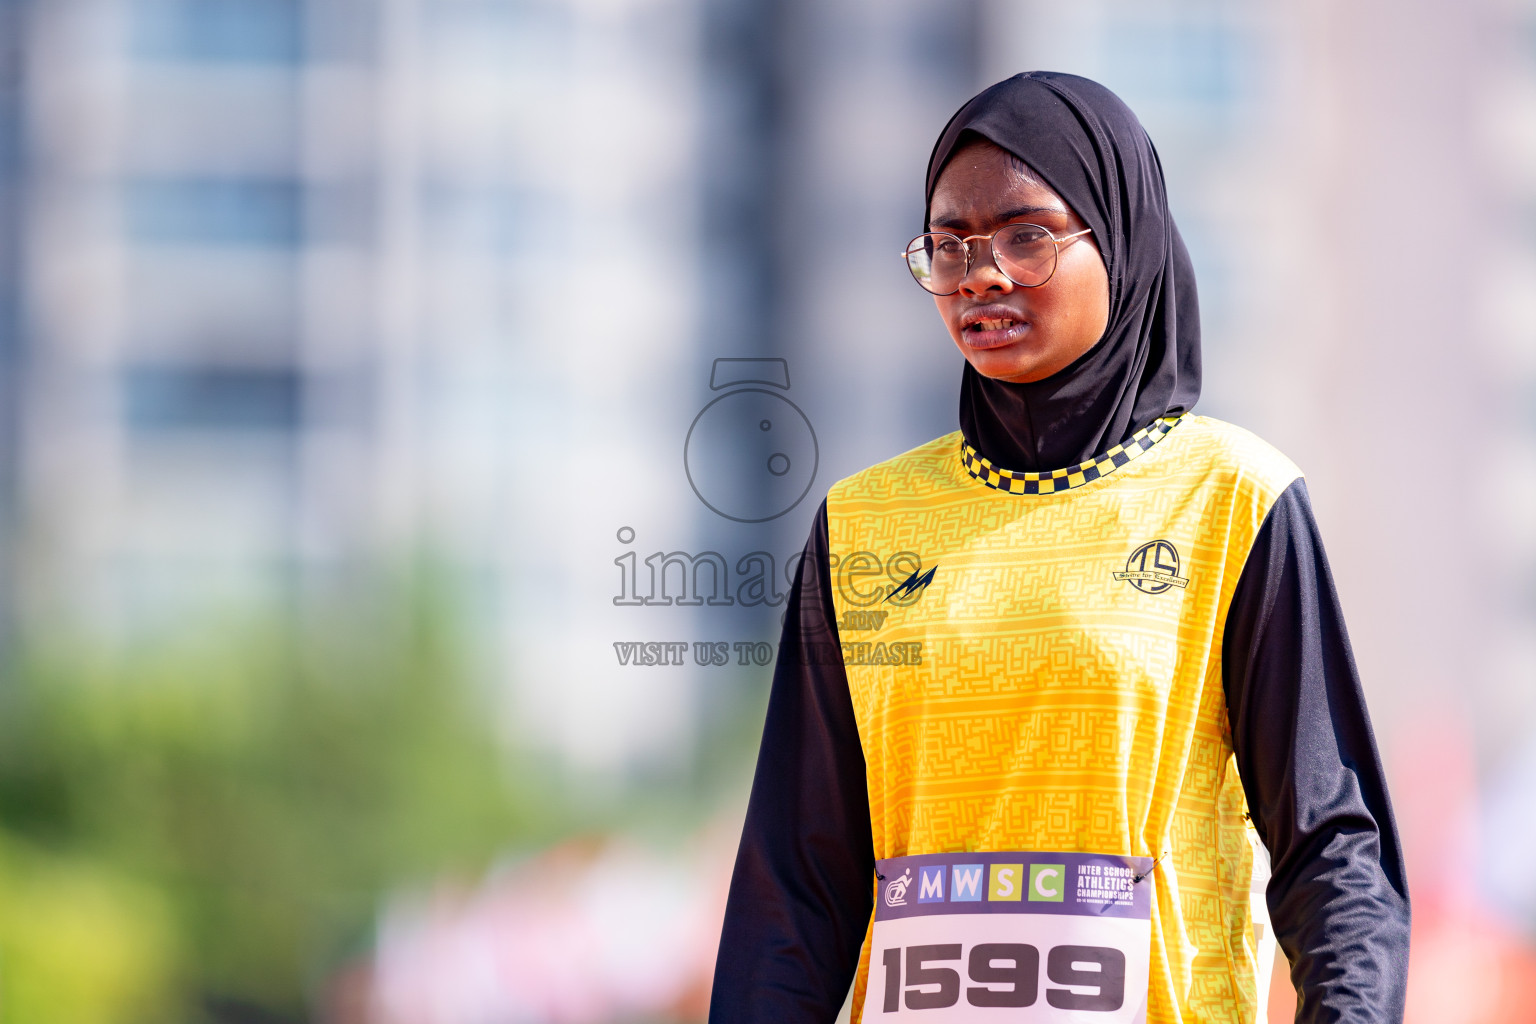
{"left": 1000, "top": 223, "right": 1051, "bottom": 249}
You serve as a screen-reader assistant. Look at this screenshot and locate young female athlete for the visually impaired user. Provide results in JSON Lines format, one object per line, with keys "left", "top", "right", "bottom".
{"left": 709, "top": 73, "right": 1409, "bottom": 1023}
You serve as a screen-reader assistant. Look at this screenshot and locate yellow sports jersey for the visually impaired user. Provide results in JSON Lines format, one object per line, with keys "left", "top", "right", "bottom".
{"left": 825, "top": 413, "right": 1301, "bottom": 1023}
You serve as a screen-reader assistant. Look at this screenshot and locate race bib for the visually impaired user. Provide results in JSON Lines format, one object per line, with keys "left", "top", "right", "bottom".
{"left": 871, "top": 851, "right": 1154, "bottom": 1022}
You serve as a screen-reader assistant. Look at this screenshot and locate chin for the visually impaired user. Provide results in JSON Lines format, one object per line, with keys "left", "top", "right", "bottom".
{"left": 962, "top": 347, "right": 1049, "bottom": 384}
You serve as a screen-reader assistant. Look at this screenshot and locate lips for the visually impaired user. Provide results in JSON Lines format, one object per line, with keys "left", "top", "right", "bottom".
{"left": 959, "top": 304, "right": 1029, "bottom": 350}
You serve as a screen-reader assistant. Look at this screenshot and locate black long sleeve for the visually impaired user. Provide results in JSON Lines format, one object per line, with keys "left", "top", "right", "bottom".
{"left": 1223, "top": 477, "right": 1411, "bottom": 1023}
{"left": 710, "top": 500, "right": 874, "bottom": 1022}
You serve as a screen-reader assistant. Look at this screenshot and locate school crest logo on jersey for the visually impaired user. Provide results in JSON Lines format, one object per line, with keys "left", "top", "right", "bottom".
{"left": 1114, "top": 540, "right": 1188, "bottom": 594}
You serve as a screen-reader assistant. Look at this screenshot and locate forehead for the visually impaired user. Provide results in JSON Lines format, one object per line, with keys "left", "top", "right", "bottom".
{"left": 928, "top": 141, "right": 1069, "bottom": 229}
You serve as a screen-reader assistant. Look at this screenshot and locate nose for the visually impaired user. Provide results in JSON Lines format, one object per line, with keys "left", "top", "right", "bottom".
{"left": 958, "top": 239, "right": 1014, "bottom": 298}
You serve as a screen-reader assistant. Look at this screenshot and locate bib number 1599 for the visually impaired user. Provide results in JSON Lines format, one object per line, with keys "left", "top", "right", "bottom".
{"left": 879, "top": 943, "right": 1125, "bottom": 1013}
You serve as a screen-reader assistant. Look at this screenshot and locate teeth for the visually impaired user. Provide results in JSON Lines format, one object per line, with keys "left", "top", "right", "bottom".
{"left": 974, "top": 318, "right": 1016, "bottom": 331}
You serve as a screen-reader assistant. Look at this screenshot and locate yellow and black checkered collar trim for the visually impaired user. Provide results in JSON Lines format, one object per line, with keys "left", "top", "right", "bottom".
{"left": 960, "top": 415, "right": 1184, "bottom": 495}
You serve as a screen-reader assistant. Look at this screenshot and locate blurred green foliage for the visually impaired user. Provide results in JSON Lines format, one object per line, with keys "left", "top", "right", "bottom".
{"left": 0, "top": 573, "right": 575, "bottom": 1023}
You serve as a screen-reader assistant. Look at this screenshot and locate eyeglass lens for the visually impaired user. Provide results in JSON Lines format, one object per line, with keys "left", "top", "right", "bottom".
{"left": 905, "top": 224, "right": 1060, "bottom": 295}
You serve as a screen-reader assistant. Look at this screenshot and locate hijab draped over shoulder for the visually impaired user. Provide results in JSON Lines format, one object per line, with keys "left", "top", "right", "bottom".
{"left": 926, "top": 72, "right": 1202, "bottom": 472}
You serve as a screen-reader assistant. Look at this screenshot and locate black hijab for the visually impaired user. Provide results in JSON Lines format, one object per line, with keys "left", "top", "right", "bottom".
{"left": 926, "top": 72, "right": 1201, "bottom": 472}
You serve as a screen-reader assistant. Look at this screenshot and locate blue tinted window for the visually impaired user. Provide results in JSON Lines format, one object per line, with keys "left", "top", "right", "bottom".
{"left": 0, "top": 106, "right": 19, "bottom": 174}
{"left": 131, "top": 0, "right": 304, "bottom": 64}
{"left": 430, "top": 0, "right": 573, "bottom": 66}
{"left": 426, "top": 185, "right": 515, "bottom": 252}
{"left": 0, "top": 294, "right": 17, "bottom": 364}
{"left": 1103, "top": 22, "right": 1251, "bottom": 108}
{"left": 0, "top": 19, "right": 19, "bottom": 176}
{"left": 424, "top": 183, "right": 562, "bottom": 254}
{"left": 126, "top": 179, "right": 304, "bottom": 247}
{"left": 124, "top": 365, "right": 302, "bottom": 431}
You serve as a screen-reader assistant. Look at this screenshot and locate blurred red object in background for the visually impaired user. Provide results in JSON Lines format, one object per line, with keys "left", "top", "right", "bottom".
{"left": 328, "top": 829, "right": 732, "bottom": 1024}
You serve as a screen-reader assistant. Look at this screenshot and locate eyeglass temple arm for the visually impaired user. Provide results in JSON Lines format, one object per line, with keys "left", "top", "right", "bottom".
{"left": 900, "top": 226, "right": 1092, "bottom": 258}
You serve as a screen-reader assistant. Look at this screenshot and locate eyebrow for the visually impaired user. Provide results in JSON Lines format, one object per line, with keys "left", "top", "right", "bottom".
{"left": 930, "top": 204, "right": 1067, "bottom": 230}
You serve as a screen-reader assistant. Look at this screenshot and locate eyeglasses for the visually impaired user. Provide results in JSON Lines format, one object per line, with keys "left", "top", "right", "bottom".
{"left": 901, "top": 224, "right": 1093, "bottom": 295}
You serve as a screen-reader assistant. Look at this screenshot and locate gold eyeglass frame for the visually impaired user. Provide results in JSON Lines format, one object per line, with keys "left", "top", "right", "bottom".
{"left": 901, "top": 225, "right": 1094, "bottom": 295}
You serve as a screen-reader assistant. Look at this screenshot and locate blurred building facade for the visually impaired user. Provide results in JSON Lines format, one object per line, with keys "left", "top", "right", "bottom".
{"left": 7, "top": 0, "right": 716, "bottom": 770}
{"left": 2, "top": 0, "right": 989, "bottom": 774}
{"left": 0, "top": 0, "right": 23, "bottom": 642}
{"left": 18, "top": 0, "right": 383, "bottom": 629}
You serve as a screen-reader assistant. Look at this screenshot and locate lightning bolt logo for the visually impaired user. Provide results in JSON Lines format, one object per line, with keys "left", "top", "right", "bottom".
{"left": 884, "top": 565, "right": 937, "bottom": 604}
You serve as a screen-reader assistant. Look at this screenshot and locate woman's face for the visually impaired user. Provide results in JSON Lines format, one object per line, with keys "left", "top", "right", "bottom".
{"left": 927, "top": 141, "right": 1110, "bottom": 383}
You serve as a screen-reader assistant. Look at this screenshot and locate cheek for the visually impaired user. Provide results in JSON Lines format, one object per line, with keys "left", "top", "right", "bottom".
{"left": 1054, "top": 258, "right": 1110, "bottom": 332}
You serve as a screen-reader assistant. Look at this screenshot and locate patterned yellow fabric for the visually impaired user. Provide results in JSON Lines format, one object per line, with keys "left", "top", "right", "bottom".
{"left": 826, "top": 414, "right": 1300, "bottom": 1024}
